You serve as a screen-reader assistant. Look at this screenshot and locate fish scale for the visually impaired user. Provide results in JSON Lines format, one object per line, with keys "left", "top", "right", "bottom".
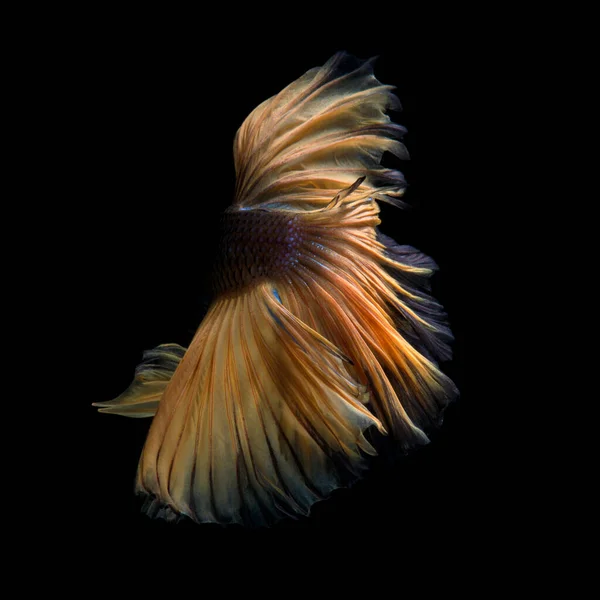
{"left": 212, "top": 208, "right": 304, "bottom": 295}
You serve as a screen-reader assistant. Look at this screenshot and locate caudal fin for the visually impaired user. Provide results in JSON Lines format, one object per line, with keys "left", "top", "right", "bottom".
{"left": 135, "top": 289, "right": 380, "bottom": 526}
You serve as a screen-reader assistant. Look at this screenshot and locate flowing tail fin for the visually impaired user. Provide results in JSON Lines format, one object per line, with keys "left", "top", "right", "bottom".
{"left": 95, "top": 52, "right": 457, "bottom": 526}
{"left": 136, "top": 288, "right": 380, "bottom": 525}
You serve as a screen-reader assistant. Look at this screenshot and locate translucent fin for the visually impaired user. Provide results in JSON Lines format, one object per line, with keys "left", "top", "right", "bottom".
{"left": 92, "top": 344, "right": 186, "bottom": 418}
{"left": 378, "top": 233, "right": 454, "bottom": 364}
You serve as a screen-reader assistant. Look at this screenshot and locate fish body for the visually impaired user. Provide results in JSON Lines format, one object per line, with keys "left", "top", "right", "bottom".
{"left": 93, "top": 52, "right": 457, "bottom": 526}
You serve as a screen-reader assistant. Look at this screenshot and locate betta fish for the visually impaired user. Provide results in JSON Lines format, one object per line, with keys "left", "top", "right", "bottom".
{"left": 93, "top": 52, "right": 457, "bottom": 526}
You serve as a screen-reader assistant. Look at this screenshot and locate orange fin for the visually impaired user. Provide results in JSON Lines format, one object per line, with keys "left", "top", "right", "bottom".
{"left": 135, "top": 288, "right": 380, "bottom": 526}
{"left": 92, "top": 344, "right": 186, "bottom": 417}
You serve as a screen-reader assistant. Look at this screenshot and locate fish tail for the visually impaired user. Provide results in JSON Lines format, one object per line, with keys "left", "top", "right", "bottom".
{"left": 135, "top": 289, "right": 379, "bottom": 526}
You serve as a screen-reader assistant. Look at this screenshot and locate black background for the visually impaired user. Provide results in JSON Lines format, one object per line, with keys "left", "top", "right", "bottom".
{"left": 57, "top": 20, "right": 491, "bottom": 551}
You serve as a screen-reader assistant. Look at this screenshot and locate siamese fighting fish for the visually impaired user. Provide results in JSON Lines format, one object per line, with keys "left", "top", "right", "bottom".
{"left": 93, "top": 52, "right": 457, "bottom": 526}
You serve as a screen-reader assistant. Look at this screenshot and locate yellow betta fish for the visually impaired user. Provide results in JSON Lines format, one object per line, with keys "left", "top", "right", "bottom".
{"left": 93, "top": 52, "right": 457, "bottom": 526}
